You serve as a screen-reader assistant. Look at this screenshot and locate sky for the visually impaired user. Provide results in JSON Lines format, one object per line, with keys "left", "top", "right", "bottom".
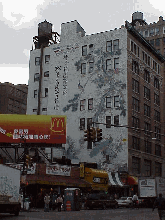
{"left": 0, "top": 0, "right": 165, "bottom": 85}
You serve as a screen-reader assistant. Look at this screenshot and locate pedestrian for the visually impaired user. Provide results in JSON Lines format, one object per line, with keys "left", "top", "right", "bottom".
{"left": 57, "top": 194, "right": 63, "bottom": 212}
{"left": 44, "top": 193, "right": 50, "bottom": 212}
{"left": 49, "top": 192, "right": 52, "bottom": 211}
{"left": 153, "top": 193, "right": 165, "bottom": 220}
{"left": 132, "top": 193, "right": 138, "bottom": 209}
{"left": 52, "top": 193, "right": 57, "bottom": 211}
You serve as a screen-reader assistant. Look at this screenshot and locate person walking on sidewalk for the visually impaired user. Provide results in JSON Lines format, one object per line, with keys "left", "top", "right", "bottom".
{"left": 132, "top": 193, "right": 138, "bottom": 209}
{"left": 153, "top": 193, "right": 165, "bottom": 220}
{"left": 57, "top": 195, "right": 63, "bottom": 212}
{"left": 44, "top": 193, "right": 50, "bottom": 212}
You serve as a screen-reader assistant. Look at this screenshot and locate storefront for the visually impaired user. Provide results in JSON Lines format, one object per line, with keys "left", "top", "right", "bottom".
{"left": 108, "top": 172, "right": 129, "bottom": 198}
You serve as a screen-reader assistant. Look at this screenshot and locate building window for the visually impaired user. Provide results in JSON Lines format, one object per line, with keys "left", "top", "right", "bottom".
{"left": 88, "top": 98, "right": 93, "bottom": 110}
{"left": 82, "top": 45, "right": 87, "bottom": 56}
{"left": 144, "top": 87, "right": 150, "bottom": 100}
{"left": 89, "top": 62, "right": 94, "bottom": 73}
{"left": 132, "top": 97, "right": 140, "bottom": 112}
{"left": 150, "top": 29, "right": 155, "bottom": 36}
{"left": 145, "top": 54, "right": 147, "bottom": 64}
{"left": 106, "top": 155, "right": 109, "bottom": 161}
{"left": 155, "top": 127, "right": 161, "bottom": 140}
{"left": 114, "top": 96, "right": 119, "bottom": 107}
{"left": 106, "top": 97, "right": 111, "bottom": 108}
{"left": 150, "top": 39, "right": 154, "bottom": 47}
{"left": 154, "top": 93, "right": 160, "bottom": 106}
{"left": 87, "top": 118, "right": 92, "bottom": 129}
{"left": 153, "top": 61, "right": 157, "bottom": 72}
{"left": 80, "top": 118, "right": 85, "bottom": 130}
{"left": 144, "top": 159, "right": 151, "bottom": 176}
{"left": 154, "top": 110, "right": 160, "bottom": 122}
{"left": 114, "top": 58, "right": 119, "bottom": 69}
{"left": 155, "top": 28, "right": 159, "bottom": 35}
{"left": 81, "top": 63, "right": 86, "bottom": 74}
{"left": 155, "top": 144, "right": 161, "bottom": 157}
{"left": 89, "top": 44, "right": 93, "bottom": 48}
{"left": 155, "top": 162, "right": 162, "bottom": 177}
{"left": 144, "top": 104, "right": 150, "bottom": 117}
{"left": 113, "top": 39, "right": 119, "bottom": 51}
{"left": 163, "top": 28, "right": 165, "bottom": 34}
{"left": 45, "top": 88, "right": 48, "bottom": 97}
{"left": 148, "top": 56, "right": 150, "bottom": 66}
{"left": 144, "top": 122, "right": 151, "bottom": 136}
{"left": 131, "top": 41, "right": 133, "bottom": 52}
{"left": 132, "top": 136, "right": 140, "bottom": 150}
{"left": 34, "top": 73, "right": 39, "bottom": 82}
{"left": 44, "top": 71, "right": 49, "bottom": 77}
{"left": 132, "top": 78, "right": 139, "bottom": 93}
{"left": 154, "top": 77, "right": 160, "bottom": 89}
{"left": 106, "top": 116, "right": 111, "bottom": 128}
{"left": 42, "top": 108, "right": 47, "bottom": 111}
{"left": 132, "top": 116, "right": 140, "bottom": 128}
{"left": 134, "top": 44, "right": 137, "bottom": 55}
{"left": 155, "top": 39, "right": 160, "bottom": 46}
{"left": 80, "top": 99, "right": 85, "bottom": 111}
{"left": 34, "top": 90, "right": 37, "bottom": 98}
{"left": 132, "top": 60, "right": 139, "bottom": 74}
{"left": 114, "top": 115, "right": 119, "bottom": 126}
{"left": 45, "top": 55, "right": 50, "bottom": 63}
{"left": 106, "top": 59, "right": 111, "bottom": 70}
{"left": 132, "top": 156, "right": 140, "bottom": 174}
{"left": 106, "top": 41, "right": 112, "bottom": 52}
{"left": 33, "top": 109, "right": 37, "bottom": 112}
{"left": 35, "top": 57, "right": 40, "bottom": 65}
{"left": 144, "top": 140, "right": 152, "bottom": 154}
{"left": 87, "top": 141, "right": 92, "bottom": 149}
{"left": 145, "top": 30, "right": 149, "bottom": 37}
{"left": 144, "top": 70, "right": 150, "bottom": 83}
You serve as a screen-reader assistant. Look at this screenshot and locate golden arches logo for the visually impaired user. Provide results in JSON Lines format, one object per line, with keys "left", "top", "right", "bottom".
{"left": 50, "top": 117, "right": 65, "bottom": 134}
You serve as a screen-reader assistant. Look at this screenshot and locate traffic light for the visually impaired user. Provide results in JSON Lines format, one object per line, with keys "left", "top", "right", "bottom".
{"left": 97, "top": 128, "right": 102, "bottom": 141}
{"left": 25, "top": 155, "right": 30, "bottom": 167}
{"left": 84, "top": 128, "right": 90, "bottom": 141}
{"left": 90, "top": 127, "right": 96, "bottom": 142}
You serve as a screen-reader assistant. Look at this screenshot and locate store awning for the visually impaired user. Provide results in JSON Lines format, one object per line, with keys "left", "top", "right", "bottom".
{"left": 127, "top": 175, "right": 138, "bottom": 185}
{"left": 108, "top": 172, "right": 124, "bottom": 187}
{"left": 26, "top": 174, "right": 91, "bottom": 188}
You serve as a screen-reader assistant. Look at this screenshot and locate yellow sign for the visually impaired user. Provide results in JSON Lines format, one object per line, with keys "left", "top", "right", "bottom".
{"left": 80, "top": 163, "right": 84, "bottom": 178}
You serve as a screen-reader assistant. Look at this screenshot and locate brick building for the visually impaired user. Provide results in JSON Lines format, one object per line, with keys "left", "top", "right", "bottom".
{"left": 0, "top": 82, "right": 27, "bottom": 114}
{"left": 27, "top": 18, "right": 165, "bottom": 184}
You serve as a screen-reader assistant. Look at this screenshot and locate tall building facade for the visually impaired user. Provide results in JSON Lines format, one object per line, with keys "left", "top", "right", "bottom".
{"left": 27, "top": 19, "right": 165, "bottom": 179}
{"left": 133, "top": 13, "right": 165, "bottom": 57}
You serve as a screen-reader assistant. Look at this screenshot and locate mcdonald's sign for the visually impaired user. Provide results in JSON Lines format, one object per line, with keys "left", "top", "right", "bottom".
{"left": 0, "top": 114, "right": 66, "bottom": 144}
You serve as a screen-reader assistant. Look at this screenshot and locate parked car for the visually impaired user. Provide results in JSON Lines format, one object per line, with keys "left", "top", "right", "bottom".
{"left": 116, "top": 197, "right": 133, "bottom": 208}
{"left": 85, "top": 193, "right": 118, "bottom": 210}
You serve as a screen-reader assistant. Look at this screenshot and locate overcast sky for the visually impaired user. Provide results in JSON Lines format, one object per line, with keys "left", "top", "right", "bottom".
{"left": 0, "top": 0, "right": 165, "bottom": 85}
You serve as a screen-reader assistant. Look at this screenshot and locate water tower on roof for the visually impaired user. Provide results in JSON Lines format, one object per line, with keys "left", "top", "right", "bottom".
{"left": 33, "top": 20, "right": 60, "bottom": 49}
{"left": 132, "top": 12, "right": 147, "bottom": 26}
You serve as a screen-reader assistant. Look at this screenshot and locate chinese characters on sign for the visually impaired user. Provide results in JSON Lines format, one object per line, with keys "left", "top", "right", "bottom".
{"left": 12, "top": 129, "right": 50, "bottom": 140}
{"left": 46, "top": 164, "right": 71, "bottom": 176}
{"left": 54, "top": 66, "right": 61, "bottom": 110}
{"left": 8, "top": 163, "right": 36, "bottom": 175}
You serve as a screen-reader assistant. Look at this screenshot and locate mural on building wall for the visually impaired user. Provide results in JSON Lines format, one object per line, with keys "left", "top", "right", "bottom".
{"left": 66, "top": 136, "right": 79, "bottom": 159}
{"left": 62, "top": 94, "right": 80, "bottom": 112}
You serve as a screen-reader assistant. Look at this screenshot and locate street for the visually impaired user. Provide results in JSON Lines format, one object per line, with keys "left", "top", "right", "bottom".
{"left": 0, "top": 208, "right": 160, "bottom": 220}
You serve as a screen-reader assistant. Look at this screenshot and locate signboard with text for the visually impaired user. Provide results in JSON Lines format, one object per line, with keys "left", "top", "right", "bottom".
{"left": 0, "top": 114, "right": 66, "bottom": 144}
{"left": 46, "top": 164, "right": 71, "bottom": 176}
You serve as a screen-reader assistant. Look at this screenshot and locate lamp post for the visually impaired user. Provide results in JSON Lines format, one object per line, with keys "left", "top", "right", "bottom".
{"left": 20, "top": 135, "right": 28, "bottom": 210}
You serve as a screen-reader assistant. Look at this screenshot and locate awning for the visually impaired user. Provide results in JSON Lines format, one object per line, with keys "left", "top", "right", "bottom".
{"left": 108, "top": 172, "right": 124, "bottom": 187}
{"left": 26, "top": 174, "right": 91, "bottom": 188}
